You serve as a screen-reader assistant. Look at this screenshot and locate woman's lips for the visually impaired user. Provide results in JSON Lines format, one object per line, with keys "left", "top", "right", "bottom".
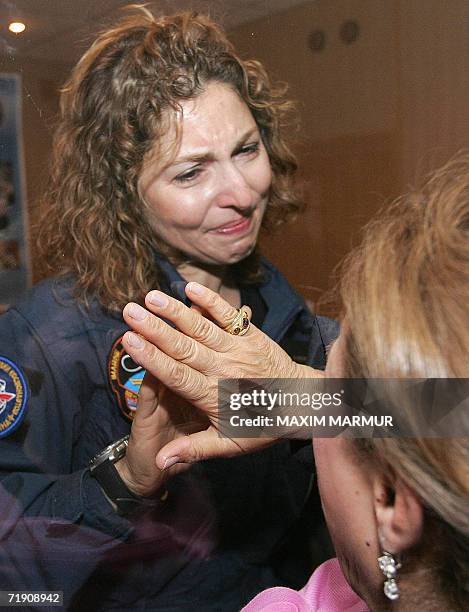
{"left": 212, "top": 216, "right": 253, "bottom": 235}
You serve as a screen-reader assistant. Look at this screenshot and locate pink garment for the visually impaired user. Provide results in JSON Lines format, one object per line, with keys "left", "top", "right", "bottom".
{"left": 242, "top": 558, "right": 369, "bottom": 612}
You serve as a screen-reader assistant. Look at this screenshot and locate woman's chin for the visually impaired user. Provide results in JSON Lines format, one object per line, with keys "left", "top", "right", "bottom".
{"left": 225, "top": 244, "right": 257, "bottom": 264}
{"left": 201, "top": 241, "right": 257, "bottom": 267}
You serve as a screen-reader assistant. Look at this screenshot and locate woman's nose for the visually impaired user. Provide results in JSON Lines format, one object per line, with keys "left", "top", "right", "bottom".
{"left": 215, "top": 165, "right": 254, "bottom": 210}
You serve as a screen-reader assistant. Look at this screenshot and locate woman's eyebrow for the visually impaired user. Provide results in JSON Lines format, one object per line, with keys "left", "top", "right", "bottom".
{"left": 167, "top": 127, "right": 260, "bottom": 169}
{"left": 170, "top": 151, "right": 215, "bottom": 167}
{"left": 231, "top": 127, "right": 260, "bottom": 150}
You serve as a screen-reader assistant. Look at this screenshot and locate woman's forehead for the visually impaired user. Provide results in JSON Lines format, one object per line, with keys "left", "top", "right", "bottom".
{"left": 144, "top": 83, "right": 258, "bottom": 170}
{"left": 168, "top": 84, "right": 256, "bottom": 145}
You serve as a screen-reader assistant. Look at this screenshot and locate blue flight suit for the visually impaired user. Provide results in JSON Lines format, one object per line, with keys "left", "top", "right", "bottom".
{"left": 0, "top": 257, "right": 338, "bottom": 611}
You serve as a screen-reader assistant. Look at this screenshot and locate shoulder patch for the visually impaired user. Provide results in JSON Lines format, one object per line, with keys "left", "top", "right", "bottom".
{"left": 0, "top": 356, "right": 28, "bottom": 438}
{"left": 108, "top": 335, "right": 146, "bottom": 421}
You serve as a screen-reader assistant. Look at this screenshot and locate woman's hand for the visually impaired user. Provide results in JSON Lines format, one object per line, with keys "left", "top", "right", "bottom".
{"left": 122, "top": 282, "right": 312, "bottom": 414}
{"left": 120, "top": 282, "right": 322, "bottom": 468}
{"left": 115, "top": 372, "right": 208, "bottom": 497}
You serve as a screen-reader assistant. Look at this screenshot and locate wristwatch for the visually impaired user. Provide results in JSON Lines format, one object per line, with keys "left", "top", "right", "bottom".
{"left": 89, "top": 435, "right": 145, "bottom": 516}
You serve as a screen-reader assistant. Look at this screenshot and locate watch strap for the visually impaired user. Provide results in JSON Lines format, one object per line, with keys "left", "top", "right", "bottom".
{"left": 91, "top": 458, "right": 146, "bottom": 516}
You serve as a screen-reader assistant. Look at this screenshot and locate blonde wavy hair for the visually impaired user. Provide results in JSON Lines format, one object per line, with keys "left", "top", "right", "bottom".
{"left": 37, "top": 6, "right": 302, "bottom": 311}
{"left": 339, "top": 154, "right": 469, "bottom": 609}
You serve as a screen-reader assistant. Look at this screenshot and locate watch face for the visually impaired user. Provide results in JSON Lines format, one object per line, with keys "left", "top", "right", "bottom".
{"left": 90, "top": 435, "right": 129, "bottom": 470}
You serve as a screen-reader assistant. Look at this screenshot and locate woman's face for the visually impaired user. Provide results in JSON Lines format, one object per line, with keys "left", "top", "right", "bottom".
{"left": 313, "top": 334, "right": 383, "bottom": 604}
{"left": 139, "top": 82, "right": 272, "bottom": 266}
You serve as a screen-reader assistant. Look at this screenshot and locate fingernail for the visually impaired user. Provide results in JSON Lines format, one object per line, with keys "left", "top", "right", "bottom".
{"left": 188, "top": 282, "right": 204, "bottom": 295}
{"left": 125, "top": 331, "right": 145, "bottom": 349}
{"left": 127, "top": 303, "right": 147, "bottom": 321}
{"left": 163, "top": 456, "right": 180, "bottom": 470}
{"left": 147, "top": 291, "right": 169, "bottom": 307}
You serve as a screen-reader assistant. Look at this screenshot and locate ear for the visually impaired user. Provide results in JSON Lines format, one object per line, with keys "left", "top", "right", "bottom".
{"left": 373, "top": 475, "right": 424, "bottom": 554}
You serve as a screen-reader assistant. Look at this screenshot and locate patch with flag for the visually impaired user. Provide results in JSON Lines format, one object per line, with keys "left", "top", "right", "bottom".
{"left": 0, "top": 356, "right": 28, "bottom": 438}
{"left": 108, "top": 335, "right": 146, "bottom": 421}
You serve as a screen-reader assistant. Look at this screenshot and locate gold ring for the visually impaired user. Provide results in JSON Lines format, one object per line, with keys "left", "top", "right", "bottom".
{"left": 223, "top": 306, "right": 252, "bottom": 336}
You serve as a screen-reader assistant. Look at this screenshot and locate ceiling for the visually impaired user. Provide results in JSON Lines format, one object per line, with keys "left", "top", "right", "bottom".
{"left": 0, "top": 0, "right": 309, "bottom": 64}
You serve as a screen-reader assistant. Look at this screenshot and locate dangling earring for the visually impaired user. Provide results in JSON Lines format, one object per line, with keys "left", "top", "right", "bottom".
{"left": 378, "top": 551, "right": 401, "bottom": 601}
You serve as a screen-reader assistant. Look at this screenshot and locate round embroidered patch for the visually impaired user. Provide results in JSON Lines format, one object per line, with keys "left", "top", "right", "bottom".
{"left": 108, "top": 335, "right": 146, "bottom": 421}
{"left": 0, "top": 356, "right": 28, "bottom": 438}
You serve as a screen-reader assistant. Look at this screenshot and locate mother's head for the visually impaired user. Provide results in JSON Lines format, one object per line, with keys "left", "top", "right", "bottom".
{"left": 316, "top": 155, "right": 469, "bottom": 610}
{"left": 39, "top": 7, "right": 301, "bottom": 310}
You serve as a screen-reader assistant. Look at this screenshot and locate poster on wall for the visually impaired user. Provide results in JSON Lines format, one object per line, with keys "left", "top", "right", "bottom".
{"left": 0, "top": 73, "right": 30, "bottom": 308}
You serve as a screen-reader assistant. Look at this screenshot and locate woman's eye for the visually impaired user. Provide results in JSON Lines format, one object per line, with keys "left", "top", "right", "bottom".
{"left": 174, "top": 167, "right": 202, "bottom": 183}
{"left": 236, "top": 142, "right": 260, "bottom": 156}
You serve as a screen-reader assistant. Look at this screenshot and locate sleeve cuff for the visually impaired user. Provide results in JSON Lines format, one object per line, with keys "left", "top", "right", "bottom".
{"left": 80, "top": 469, "right": 134, "bottom": 539}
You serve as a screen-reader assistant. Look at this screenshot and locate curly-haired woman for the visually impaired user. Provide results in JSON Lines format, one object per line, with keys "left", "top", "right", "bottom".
{"left": 0, "top": 7, "right": 337, "bottom": 610}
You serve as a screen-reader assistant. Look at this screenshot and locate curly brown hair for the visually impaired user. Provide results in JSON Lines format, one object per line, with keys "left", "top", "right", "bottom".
{"left": 37, "top": 6, "right": 302, "bottom": 312}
